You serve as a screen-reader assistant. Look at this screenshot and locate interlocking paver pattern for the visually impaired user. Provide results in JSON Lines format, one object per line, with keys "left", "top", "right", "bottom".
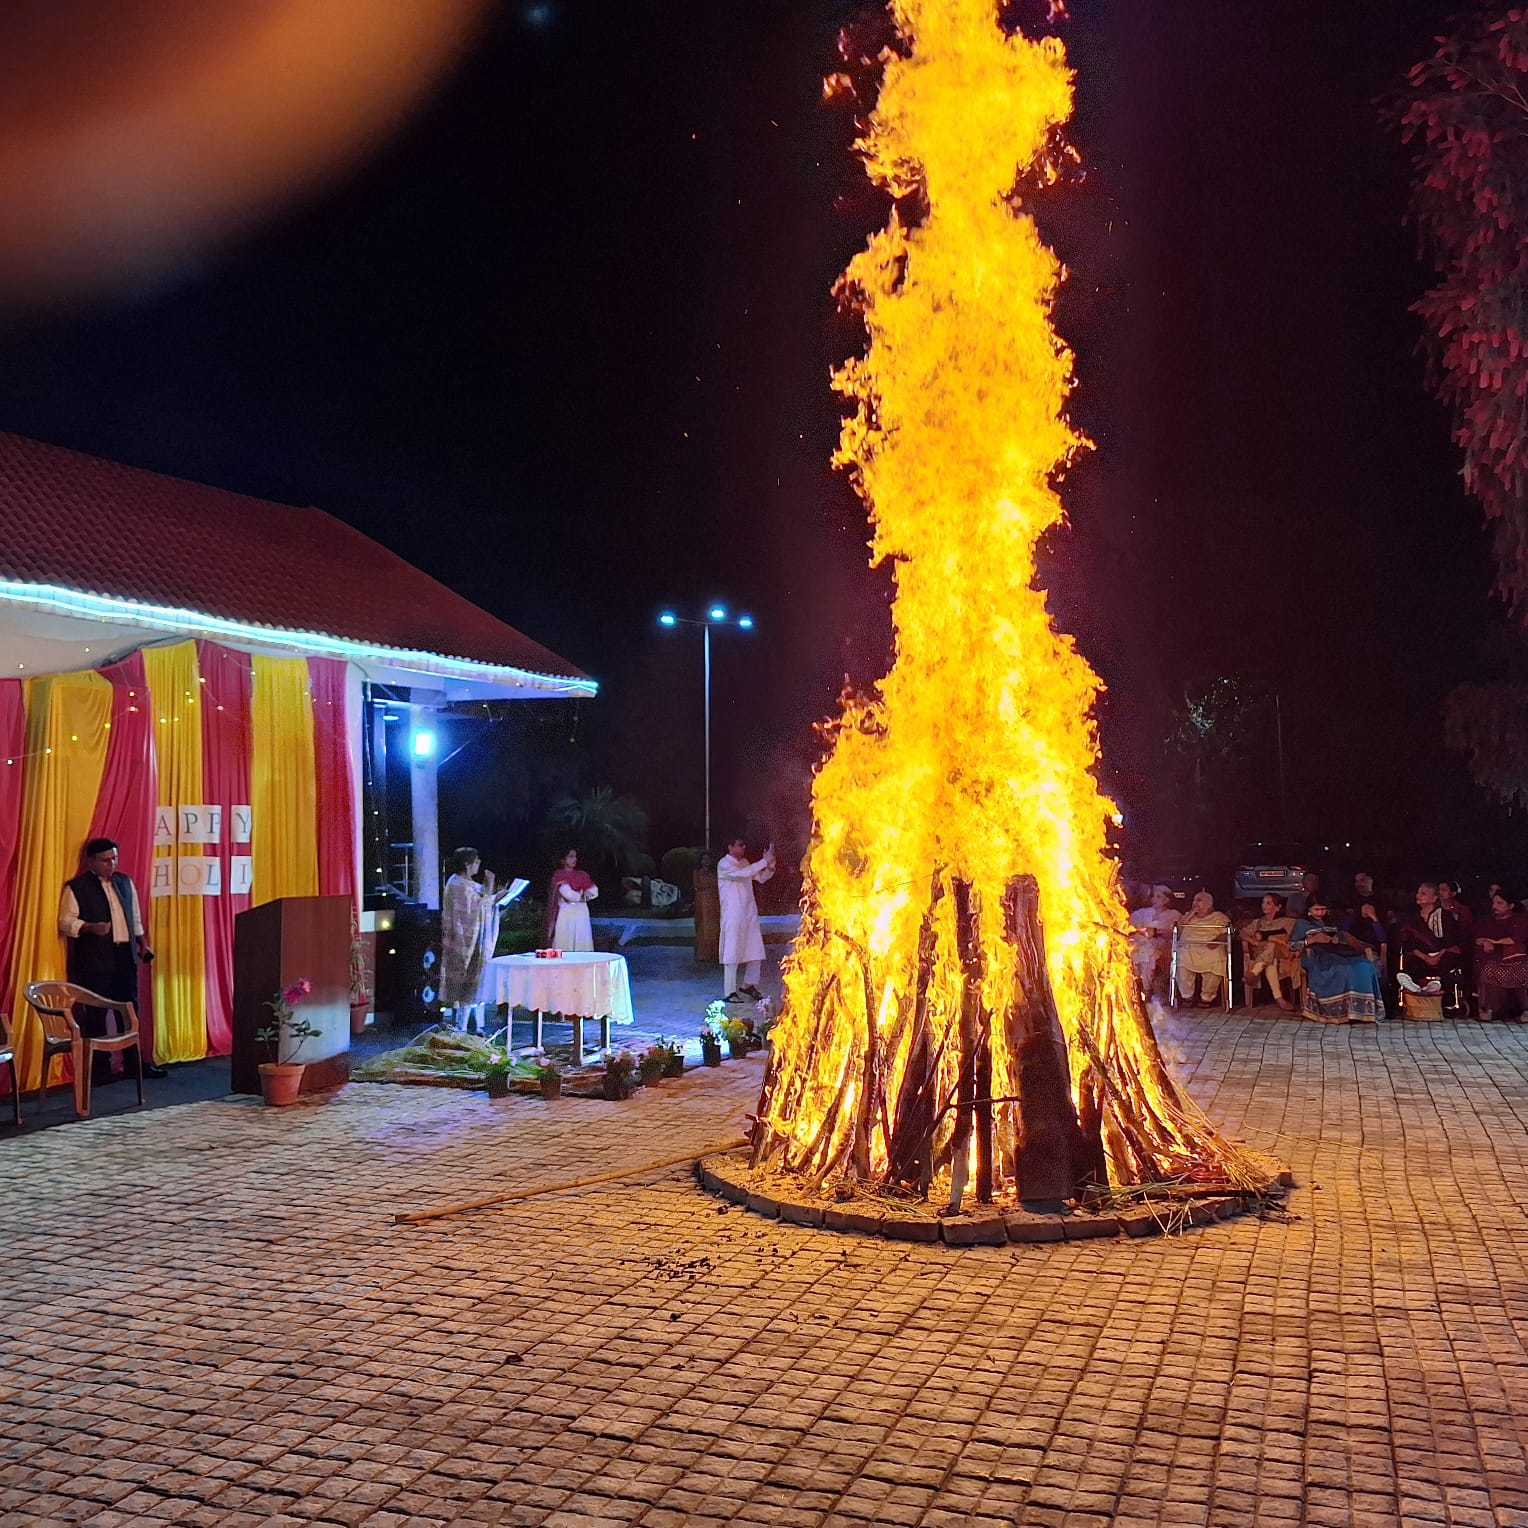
{"left": 5, "top": 1015, "right": 1528, "bottom": 1525}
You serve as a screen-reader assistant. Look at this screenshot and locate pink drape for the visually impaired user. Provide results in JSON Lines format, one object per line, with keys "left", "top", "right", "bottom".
{"left": 0, "top": 681, "right": 26, "bottom": 1036}
{"left": 309, "top": 659, "right": 356, "bottom": 903}
{"left": 87, "top": 653, "right": 159, "bottom": 1062}
{"left": 197, "top": 641, "right": 252, "bottom": 1057}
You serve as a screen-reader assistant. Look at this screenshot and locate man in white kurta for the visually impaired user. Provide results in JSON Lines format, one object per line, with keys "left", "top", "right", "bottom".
{"left": 718, "top": 838, "right": 776, "bottom": 1000}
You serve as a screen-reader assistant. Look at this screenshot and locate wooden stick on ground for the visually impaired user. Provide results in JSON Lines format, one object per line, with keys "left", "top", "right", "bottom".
{"left": 392, "top": 1134, "right": 749, "bottom": 1225}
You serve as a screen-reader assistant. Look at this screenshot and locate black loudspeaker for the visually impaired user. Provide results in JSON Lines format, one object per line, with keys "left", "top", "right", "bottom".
{"left": 375, "top": 901, "right": 441, "bottom": 1031}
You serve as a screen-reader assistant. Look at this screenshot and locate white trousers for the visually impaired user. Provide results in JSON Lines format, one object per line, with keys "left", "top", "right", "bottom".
{"left": 725, "top": 960, "right": 761, "bottom": 996}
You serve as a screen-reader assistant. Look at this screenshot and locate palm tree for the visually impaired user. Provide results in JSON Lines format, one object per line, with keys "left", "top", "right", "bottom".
{"left": 540, "top": 787, "right": 650, "bottom": 885}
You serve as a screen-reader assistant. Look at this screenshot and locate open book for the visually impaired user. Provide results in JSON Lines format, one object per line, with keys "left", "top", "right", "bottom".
{"left": 494, "top": 878, "right": 530, "bottom": 909}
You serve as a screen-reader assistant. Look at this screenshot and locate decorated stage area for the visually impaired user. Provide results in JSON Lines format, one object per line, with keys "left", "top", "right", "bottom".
{"left": 6, "top": 1011, "right": 1528, "bottom": 1525}
{"left": 10, "top": 944, "right": 770, "bottom": 1133}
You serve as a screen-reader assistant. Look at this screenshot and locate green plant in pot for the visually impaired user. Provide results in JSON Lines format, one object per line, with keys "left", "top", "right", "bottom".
{"left": 718, "top": 1017, "right": 752, "bottom": 1060}
{"left": 532, "top": 1055, "right": 562, "bottom": 1100}
{"left": 654, "top": 1034, "right": 685, "bottom": 1078}
{"left": 254, "top": 979, "right": 322, "bottom": 1106}
{"left": 348, "top": 928, "right": 372, "bottom": 1037}
{"left": 701, "top": 1000, "right": 727, "bottom": 1065}
{"left": 481, "top": 1054, "right": 515, "bottom": 1099}
{"left": 602, "top": 1049, "right": 636, "bottom": 1100}
{"left": 638, "top": 1045, "right": 668, "bottom": 1087}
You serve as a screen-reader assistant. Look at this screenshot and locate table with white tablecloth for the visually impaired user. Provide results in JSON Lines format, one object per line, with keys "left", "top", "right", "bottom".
{"left": 486, "top": 951, "right": 634, "bottom": 1061}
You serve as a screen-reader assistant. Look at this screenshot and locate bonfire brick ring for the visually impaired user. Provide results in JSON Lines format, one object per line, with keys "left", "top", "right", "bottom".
{"left": 696, "top": 1150, "right": 1294, "bottom": 1246}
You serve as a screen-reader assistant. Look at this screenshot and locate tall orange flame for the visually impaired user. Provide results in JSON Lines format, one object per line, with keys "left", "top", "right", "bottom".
{"left": 754, "top": 0, "right": 1262, "bottom": 1207}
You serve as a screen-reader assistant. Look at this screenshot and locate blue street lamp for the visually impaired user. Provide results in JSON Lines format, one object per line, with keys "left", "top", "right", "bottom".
{"left": 657, "top": 606, "right": 756, "bottom": 850}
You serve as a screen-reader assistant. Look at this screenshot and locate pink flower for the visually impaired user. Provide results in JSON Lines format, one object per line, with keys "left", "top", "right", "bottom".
{"left": 281, "top": 984, "right": 306, "bottom": 1007}
{"left": 296, "top": 977, "right": 314, "bottom": 995}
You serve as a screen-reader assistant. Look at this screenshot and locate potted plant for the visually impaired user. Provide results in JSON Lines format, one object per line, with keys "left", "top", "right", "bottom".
{"left": 718, "top": 1016, "right": 751, "bottom": 1061}
{"left": 638, "top": 1046, "right": 668, "bottom": 1087}
{"left": 254, "top": 978, "right": 321, "bottom": 1106}
{"left": 348, "top": 927, "right": 372, "bottom": 1037}
{"left": 601, "top": 1049, "right": 636, "bottom": 1100}
{"left": 483, "top": 1055, "right": 513, "bottom": 1100}
{"left": 655, "top": 1035, "right": 685, "bottom": 1078}
{"left": 702, "top": 999, "right": 728, "bottom": 1065}
{"left": 533, "top": 1057, "right": 562, "bottom": 1100}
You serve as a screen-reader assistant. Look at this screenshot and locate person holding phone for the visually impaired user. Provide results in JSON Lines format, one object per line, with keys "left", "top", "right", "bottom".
{"left": 718, "top": 836, "right": 776, "bottom": 1002}
{"left": 58, "top": 836, "right": 166, "bottom": 1081}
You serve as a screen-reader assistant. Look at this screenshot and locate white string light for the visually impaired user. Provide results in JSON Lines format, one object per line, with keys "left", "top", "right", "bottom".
{"left": 0, "top": 577, "right": 598, "bottom": 696}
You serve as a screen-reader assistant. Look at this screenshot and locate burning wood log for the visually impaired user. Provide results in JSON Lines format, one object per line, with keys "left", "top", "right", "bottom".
{"left": 1002, "top": 875, "right": 1098, "bottom": 1205}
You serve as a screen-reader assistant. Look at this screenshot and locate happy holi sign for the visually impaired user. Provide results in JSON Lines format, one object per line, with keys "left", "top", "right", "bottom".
{"left": 151, "top": 804, "right": 255, "bottom": 897}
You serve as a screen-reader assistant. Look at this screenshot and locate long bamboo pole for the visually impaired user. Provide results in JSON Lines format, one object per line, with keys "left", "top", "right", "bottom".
{"left": 392, "top": 1134, "right": 749, "bottom": 1225}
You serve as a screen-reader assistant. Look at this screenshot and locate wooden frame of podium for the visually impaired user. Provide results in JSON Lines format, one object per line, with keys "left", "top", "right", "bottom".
{"left": 231, "top": 895, "right": 352, "bottom": 1095}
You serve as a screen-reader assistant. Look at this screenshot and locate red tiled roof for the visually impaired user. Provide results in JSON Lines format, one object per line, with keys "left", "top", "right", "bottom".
{"left": 0, "top": 431, "right": 587, "bottom": 682}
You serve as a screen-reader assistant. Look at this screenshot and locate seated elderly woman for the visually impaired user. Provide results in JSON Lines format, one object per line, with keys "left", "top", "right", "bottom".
{"left": 1291, "top": 897, "right": 1384, "bottom": 1024}
{"left": 1129, "top": 885, "right": 1180, "bottom": 1001}
{"left": 1175, "top": 889, "right": 1231, "bottom": 1007}
{"left": 1240, "top": 892, "right": 1299, "bottom": 1011}
{"left": 1397, "top": 881, "right": 1466, "bottom": 1005}
{"left": 1475, "top": 885, "right": 1528, "bottom": 1021}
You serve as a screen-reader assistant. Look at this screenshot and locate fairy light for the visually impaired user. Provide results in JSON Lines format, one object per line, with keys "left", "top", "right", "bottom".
{"left": 0, "top": 577, "right": 598, "bottom": 696}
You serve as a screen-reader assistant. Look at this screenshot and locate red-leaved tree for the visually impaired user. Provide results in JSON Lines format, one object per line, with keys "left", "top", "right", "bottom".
{"left": 1396, "top": 7, "right": 1528, "bottom": 607}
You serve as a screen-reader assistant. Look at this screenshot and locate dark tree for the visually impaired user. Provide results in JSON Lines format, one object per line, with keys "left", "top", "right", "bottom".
{"left": 1396, "top": 8, "right": 1528, "bottom": 607}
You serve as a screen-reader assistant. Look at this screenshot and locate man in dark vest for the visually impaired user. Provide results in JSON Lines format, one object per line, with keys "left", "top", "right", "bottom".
{"left": 58, "top": 837, "right": 168, "bottom": 1081}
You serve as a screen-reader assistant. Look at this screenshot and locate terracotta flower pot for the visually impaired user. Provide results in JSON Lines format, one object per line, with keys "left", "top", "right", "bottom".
{"left": 602, "top": 1073, "right": 634, "bottom": 1100}
{"left": 539, "top": 1076, "right": 561, "bottom": 1100}
{"left": 350, "top": 1001, "right": 370, "bottom": 1037}
{"left": 258, "top": 1062, "right": 305, "bottom": 1107}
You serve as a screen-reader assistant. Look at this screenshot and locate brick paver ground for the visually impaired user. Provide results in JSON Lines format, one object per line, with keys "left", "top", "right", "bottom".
{"left": 5, "top": 1014, "right": 1528, "bottom": 1526}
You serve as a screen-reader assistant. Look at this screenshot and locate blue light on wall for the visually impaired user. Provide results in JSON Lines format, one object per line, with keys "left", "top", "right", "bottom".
{"left": 412, "top": 729, "right": 436, "bottom": 759}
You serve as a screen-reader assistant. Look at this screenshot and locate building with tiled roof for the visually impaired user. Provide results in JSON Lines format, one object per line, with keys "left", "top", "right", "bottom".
{"left": 0, "top": 435, "right": 593, "bottom": 1067}
{"left": 0, "top": 431, "right": 592, "bottom": 698}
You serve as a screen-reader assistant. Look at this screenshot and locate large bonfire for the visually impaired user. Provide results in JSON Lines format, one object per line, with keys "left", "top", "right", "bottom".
{"left": 752, "top": 0, "right": 1266, "bottom": 1211}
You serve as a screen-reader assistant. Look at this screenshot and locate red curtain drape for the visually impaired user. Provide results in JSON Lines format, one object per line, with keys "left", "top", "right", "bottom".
{"left": 198, "top": 640, "right": 252, "bottom": 1057}
{"left": 0, "top": 680, "right": 26, "bottom": 1035}
{"left": 309, "top": 658, "right": 356, "bottom": 904}
{"left": 86, "top": 653, "right": 159, "bottom": 1063}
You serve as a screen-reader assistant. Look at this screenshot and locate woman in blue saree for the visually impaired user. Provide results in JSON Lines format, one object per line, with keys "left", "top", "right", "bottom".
{"left": 1291, "top": 899, "right": 1384, "bottom": 1024}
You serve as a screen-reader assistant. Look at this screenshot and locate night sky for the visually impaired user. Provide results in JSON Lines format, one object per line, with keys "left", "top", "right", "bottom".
{"left": 0, "top": 2, "right": 1506, "bottom": 882}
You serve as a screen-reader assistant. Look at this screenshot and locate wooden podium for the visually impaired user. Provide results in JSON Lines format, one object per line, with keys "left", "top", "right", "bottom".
{"left": 231, "top": 895, "right": 351, "bottom": 1096}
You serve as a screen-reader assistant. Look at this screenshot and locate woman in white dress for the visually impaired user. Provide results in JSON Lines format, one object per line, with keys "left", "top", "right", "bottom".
{"left": 546, "top": 848, "right": 598, "bottom": 952}
{"left": 1128, "top": 885, "right": 1179, "bottom": 1002}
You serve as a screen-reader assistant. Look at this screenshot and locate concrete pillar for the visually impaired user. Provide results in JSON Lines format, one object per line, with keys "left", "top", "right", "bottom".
{"left": 410, "top": 699, "right": 441, "bottom": 909}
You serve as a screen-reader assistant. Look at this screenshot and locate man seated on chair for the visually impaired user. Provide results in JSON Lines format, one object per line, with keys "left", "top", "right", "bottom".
{"left": 58, "top": 837, "right": 167, "bottom": 1082}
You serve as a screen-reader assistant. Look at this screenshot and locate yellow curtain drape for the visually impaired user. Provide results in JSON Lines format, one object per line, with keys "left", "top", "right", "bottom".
{"left": 142, "top": 642, "right": 209, "bottom": 1064}
{"left": 7, "top": 672, "right": 112, "bottom": 1089}
{"left": 251, "top": 656, "right": 319, "bottom": 904}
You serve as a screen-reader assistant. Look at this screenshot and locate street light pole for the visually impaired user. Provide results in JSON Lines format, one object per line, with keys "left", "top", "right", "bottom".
{"left": 658, "top": 606, "right": 754, "bottom": 852}
{"left": 703, "top": 619, "right": 712, "bottom": 853}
